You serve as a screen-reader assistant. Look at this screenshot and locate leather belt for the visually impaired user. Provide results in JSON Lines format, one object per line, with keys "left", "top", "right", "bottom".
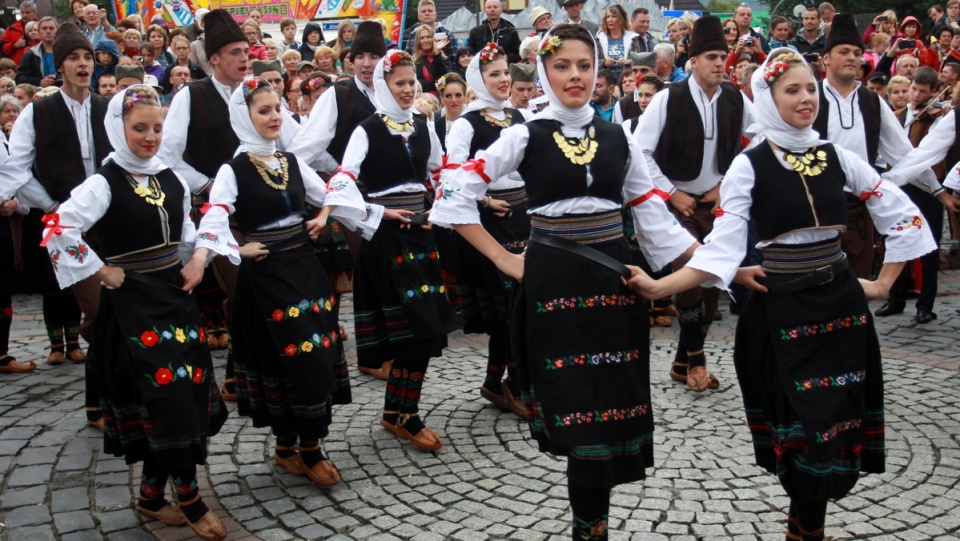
{"left": 762, "top": 256, "right": 849, "bottom": 295}
{"left": 528, "top": 230, "right": 630, "bottom": 279}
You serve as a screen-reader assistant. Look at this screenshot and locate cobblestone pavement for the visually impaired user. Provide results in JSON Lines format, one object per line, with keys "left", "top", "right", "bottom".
{"left": 1, "top": 272, "right": 959, "bottom": 541}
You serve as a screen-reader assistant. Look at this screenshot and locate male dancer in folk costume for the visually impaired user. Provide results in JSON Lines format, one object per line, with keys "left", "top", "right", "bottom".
{"left": 288, "top": 21, "right": 391, "bottom": 380}
{"left": 635, "top": 16, "right": 754, "bottom": 392}
{"left": 159, "top": 9, "right": 248, "bottom": 400}
{"left": 0, "top": 23, "right": 111, "bottom": 427}
{"left": 811, "top": 14, "right": 956, "bottom": 279}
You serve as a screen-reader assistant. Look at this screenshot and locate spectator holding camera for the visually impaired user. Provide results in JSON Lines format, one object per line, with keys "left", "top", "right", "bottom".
{"left": 724, "top": 32, "right": 766, "bottom": 80}
{"left": 732, "top": 4, "right": 769, "bottom": 53}
{"left": 790, "top": 7, "right": 825, "bottom": 60}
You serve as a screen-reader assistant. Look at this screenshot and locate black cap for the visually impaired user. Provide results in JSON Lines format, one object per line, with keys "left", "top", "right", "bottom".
{"left": 689, "top": 16, "right": 727, "bottom": 57}
{"left": 823, "top": 13, "right": 863, "bottom": 54}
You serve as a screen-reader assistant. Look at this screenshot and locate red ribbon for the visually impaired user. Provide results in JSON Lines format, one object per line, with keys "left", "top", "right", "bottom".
{"left": 335, "top": 166, "right": 357, "bottom": 182}
{"left": 462, "top": 159, "right": 492, "bottom": 184}
{"left": 39, "top": 213, "right": 70, "bottom": 247}
{"left": 859, "top": 180, "right": 884, "bottom": 202}
{"left": 712, "top": 208, "right": 725, "bottom": 217}
{"left": 627, "top": 188, "right": 671, "bottom": 207}
{"left": 200, "top": 203, "right": 230, "bottom": 215}
{"left": 431, "top": 156, "right": 461, "bottom": 182}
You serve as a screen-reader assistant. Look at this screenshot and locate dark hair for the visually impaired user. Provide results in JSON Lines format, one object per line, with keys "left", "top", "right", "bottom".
{"left": 597, "top": 69, "right": 616, "bottom": 86}
{"left": 456, "top": 47, "right": 473, "bottom": 59}
{"left": 438, "top": 72, "right": 466, "bottom": 94}
{"left": 943, "top": 62, "right": 960, "bottom": 75}
{"left": 243, "top": 77, "right": 277, "bottom": 104}
{"left": 769, "top": 16, "right": 790, "bottom": 32}
{"left": 478, "top": 44, "right": 507, "bottom": 73}
{"left": 913, "top": 66, "right": 940, "bottom": 88}
{"left": 300, "top": 70, "right": 333, "bottom": 96}
{"left": 279, "top": 17, "right": 296, "bottom": 31}
{"left": 935, "top": 23, "right": 955, "bottom": 38}
{"left": 539, "top": 23, "right": 596, "bottom": 60}
{"left": 384, "top": 50, "right": 415, "bottom": 78}
{"left": 638, "top": 73, "right": 665, "bottom": 92}
{"left": 140, "top": 43, "right": 155, "bottom": 55}
{"left": 632, "top": 7, "right": 648, "bottom": 17}
{"left": 804, "top": 7, "right": 819, "bottom": 16}
{"left": 339, "top": 47, "right": 351, "bottom": 64}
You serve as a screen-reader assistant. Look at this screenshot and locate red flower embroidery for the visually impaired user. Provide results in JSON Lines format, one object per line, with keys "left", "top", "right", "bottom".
{"left": 312, "top": 302, "right": 320, "bottom": 313}
{"left": 193, "top": 368, "right": 203, "bottom": 383}
{"left": 396, "top": 256, "right": 405, "bottom": 264}
{"left": 284, "top": 344, "right": 298, "bottom": 356}
{"left": 155, "top": 367, "right": 173, "bottom": 385}
{"left": 272, "top": 309, "right": 285, "bottom": 322}
{"left": 321, "top": 336, "right": 332, "bottom": 348}
{"left": 330, "top": 329, "right": 338, "bottom": 341}
{"left": 429, "top": 252, "right": 438, "bottom": 260}
{"left": 141, "top": 330, "right": 160, "bottom": 347}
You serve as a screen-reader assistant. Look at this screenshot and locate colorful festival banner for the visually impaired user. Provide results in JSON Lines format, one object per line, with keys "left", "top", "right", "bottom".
{"left": 311, "top": 0, "right": 404, "bottom": 42}
{"left": 114, "top": 0, "right": 196, "bottom": 27}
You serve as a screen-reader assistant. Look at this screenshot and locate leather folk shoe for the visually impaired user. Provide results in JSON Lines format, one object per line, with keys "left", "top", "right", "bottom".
{"left": 359, "top": 360, "right": 392, "bottom": 381}
{"left": 874, "top": 302, "right": 905, "bottom": 317}
{"left": 305, "top": 459, "right": 342, "bottom": 486}
{"left": 135, "top": 501, "right": 188, "bottom": 526}
{"left": 915, "top": 309, "right": 937, "bottom": 324}
{"left": 188, "top": 511, "right": 227, "bottom": 541}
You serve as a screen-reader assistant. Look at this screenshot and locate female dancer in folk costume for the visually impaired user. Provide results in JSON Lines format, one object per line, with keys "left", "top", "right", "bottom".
{"left": 443, "top": 43, "right": 529, "bottom": 418}
{"left": 184, "top": 77, "right": 372, "bottom": 487}
{"left": 628, "top": 51, "right": 937, "bottom": 541}
{"left": 43, "top": 86, "right": 228, "bottom": 541}
{"left": 328, "top": 50, "right": 458, "bottom": 452}
{"left": 431, "top": 25, "right": 698, "bottom": 541}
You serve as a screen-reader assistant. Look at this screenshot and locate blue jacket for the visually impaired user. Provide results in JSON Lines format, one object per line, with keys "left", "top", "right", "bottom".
{"left": 92, "top": 39, "right": 118, "bottom": 92}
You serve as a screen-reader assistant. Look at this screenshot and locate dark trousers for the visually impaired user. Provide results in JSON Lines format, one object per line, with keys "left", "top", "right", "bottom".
{"left": 841, "top": 201, "right": 875, "bottom": 279}
{"left": 888, "top": 185, "right": 943, "bottom": 311}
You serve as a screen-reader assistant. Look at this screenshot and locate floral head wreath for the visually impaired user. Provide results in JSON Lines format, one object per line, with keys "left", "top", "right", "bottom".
{"left": 436, "top": 75, "right": 447, "bottom": 92}
{"left": 382, "top": 50, "right": 404, "bottom": 73}
{"left": 304, "top": 76, "right": 328, "bottom": 93}
{"left": 479, "top": 42, "right": 500, "bottom": 63}
{"left": 537, "top": 35, "right": 562, "bottom": 56}
{"left": 241, "top": 76, "right": 270, "bottom": 99}
{"left": 763, "top": 52, "right": 804, "bottom": 85}
{"left": 121, "top": 86, "right": 157, "bottom": 114}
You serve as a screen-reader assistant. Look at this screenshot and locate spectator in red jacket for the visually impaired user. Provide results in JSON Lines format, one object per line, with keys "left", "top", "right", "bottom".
{"left": 0, "top": 1, "right": 40, "bottom": 66}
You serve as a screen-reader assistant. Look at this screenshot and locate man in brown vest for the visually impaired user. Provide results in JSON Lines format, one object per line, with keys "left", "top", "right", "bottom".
{"left": 813, "top": 14, "right": 949, "bottom": 280}
{"left": 0, "top": 23, "right": 112, "bottom": 427}
{"left": 158, "top": 9, "right": 248, "bottom": 399}
{"left": 636, "top": 16, "right": 753, "bottom": 392}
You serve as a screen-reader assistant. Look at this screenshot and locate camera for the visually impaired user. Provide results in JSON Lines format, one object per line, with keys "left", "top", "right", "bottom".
{"left": 723, "top": 27, "right": 732, "bottom": 34}
{"left": 900, "top": 39, "right": 917, "bottom": 48}
{"left": 743, "top": 37, "right": 754, "bottom": 46}
{"left": 802, "top": 52, "right": 819, "bottom": 63}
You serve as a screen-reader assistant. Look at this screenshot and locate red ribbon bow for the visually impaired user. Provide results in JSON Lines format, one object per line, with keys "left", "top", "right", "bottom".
{"left": 712, "top": 208, "right": 725, "bottom": 217}
{"left": 627, "top": 188, "right": 671, "bottom": 207}
{"left": 200, "top": 203, "right": 230, "bottom": 215}
{"left": 859, "top": 180, "right": 883, "bottom": 202}
{"left": 335, "top": 166, "right": 357, "bottom": 182}
{"left": 462, "top": 159, "right": 492, "bottom": 184}
{"left": 431, "top": 156, "right": 461, "bottom": 182}
{"left": 39, "top": 213, "right": 70, "bottom": 247}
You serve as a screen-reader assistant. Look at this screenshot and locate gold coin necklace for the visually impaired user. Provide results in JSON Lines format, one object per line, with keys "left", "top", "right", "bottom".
{"left": 126, "top": 174, "right": 166, "bottom": 206}
{"left": 249, "top": 152, "right": 289, "bottom": 190}
{"left": 552, "top": 121, "right": 598, "bottom": 166}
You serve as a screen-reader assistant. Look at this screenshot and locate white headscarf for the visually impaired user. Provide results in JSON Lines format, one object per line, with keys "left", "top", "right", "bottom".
{"left": 462, "top": 45, "right": 510, "bottom": 115}
{"left": 747, "top": 48, "right": 824, "bottom": 152}
{"left": 105, "top": 87, "right": 166, "bottom": 175}
{"left": 372, "top": 51, "right": 413, "bottom": 123}
{"left": 229, "top": 77, "right": 277, "bottom": 156}
{"left": 534, "top": 29, "right": 596, "bottom": 127}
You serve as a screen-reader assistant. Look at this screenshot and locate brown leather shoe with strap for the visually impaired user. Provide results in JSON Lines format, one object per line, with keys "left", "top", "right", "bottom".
{"left": 187, "top": 510, "right": 227, "bottom": 541}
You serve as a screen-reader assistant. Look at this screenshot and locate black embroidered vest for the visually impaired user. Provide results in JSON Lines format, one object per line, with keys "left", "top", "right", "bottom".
{"left": 184, "top": 78, "right": 240, "bottom": 178}
{"left": 90, "top": 160, "right": 184, "bottom": 258}
{"left": 330, "top": 80, "right": 376, "bottom": 164}
{"left": 461, "top": 108, "right": 525, "bottom": 158}
{"left": 32, "top": 92, "right": 112, "bottom": 203}
{"left": 517, "top": 119, "right": 628, "bottom": 208}
{"left": 813, "top": 82, "right": 881, "bottom": 168}
{"left": 652, "top": 79, "right": 744, "bottom": 182}
{"left": 358, "top": 116, "right": 431, "bottom": 194}
{"left": 228, "top": 152, "right": 306, "bottom": 234}
{"left": 618, "top": 93, "right": 641, "bottom": 121}
{"left": 746, "top": 143, "right": 848, "bottom": 241}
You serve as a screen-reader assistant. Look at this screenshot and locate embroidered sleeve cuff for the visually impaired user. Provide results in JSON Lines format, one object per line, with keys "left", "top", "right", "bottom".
{"left": 195, "top": 234, "right": 240, "bottom": 266}
{"left": 47, "top": 242, "right": 104, "bottom": 290}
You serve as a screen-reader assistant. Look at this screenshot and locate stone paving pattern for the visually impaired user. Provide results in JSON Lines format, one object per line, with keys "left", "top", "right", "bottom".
{"left": 1, "top": 273, "right": 959, "bottom": 541}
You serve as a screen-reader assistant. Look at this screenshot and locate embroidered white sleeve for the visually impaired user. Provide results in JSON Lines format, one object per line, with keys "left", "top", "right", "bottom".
{"left": 195, "top": 165, "right": 241, "bottom": 265}
{"left": 43, "top": 175, "right": 109, "bottom": 289}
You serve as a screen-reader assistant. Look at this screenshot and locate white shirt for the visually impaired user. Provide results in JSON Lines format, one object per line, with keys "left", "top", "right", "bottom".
{"left": 635, "top": 77, "right": 754, "bottom": 196}
{"left": 820, "top": 79, "right": 940, "bottom": 193}
{"left": 159, "top": 76, "right": 237, "bottom": 194}
{"left": 445, "top": 110, "right": 524, "bottom": 192}
{"left": 430, "top": 122, "right": 696, "bottom": 272}
{"left": 884, "top": 108, "right": 958, "bottom": 188}
{"left": 686, "top": 144, "right": 938, "bottom": 290}
{"left": 196, "top": 156, "right": 378, "bottom": 265}
{"left": 42, "top": 172, "right": 196, "bottom": 290}
{"left": 331, "top": 118, "right": 444, "bottom": 198}
{"left": 287, "top": 77, "right": 374, "bottom": 171}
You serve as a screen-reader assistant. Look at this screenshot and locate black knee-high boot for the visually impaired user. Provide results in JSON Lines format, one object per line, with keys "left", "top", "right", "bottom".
{"left": 568, "top": 479, "right": 610, "bottom": 541}
{"left": 483, "top": 324, "right": 509, "bottom": 393}
{"left": 786, "top": 497, "right": 828, "bottom": 541}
